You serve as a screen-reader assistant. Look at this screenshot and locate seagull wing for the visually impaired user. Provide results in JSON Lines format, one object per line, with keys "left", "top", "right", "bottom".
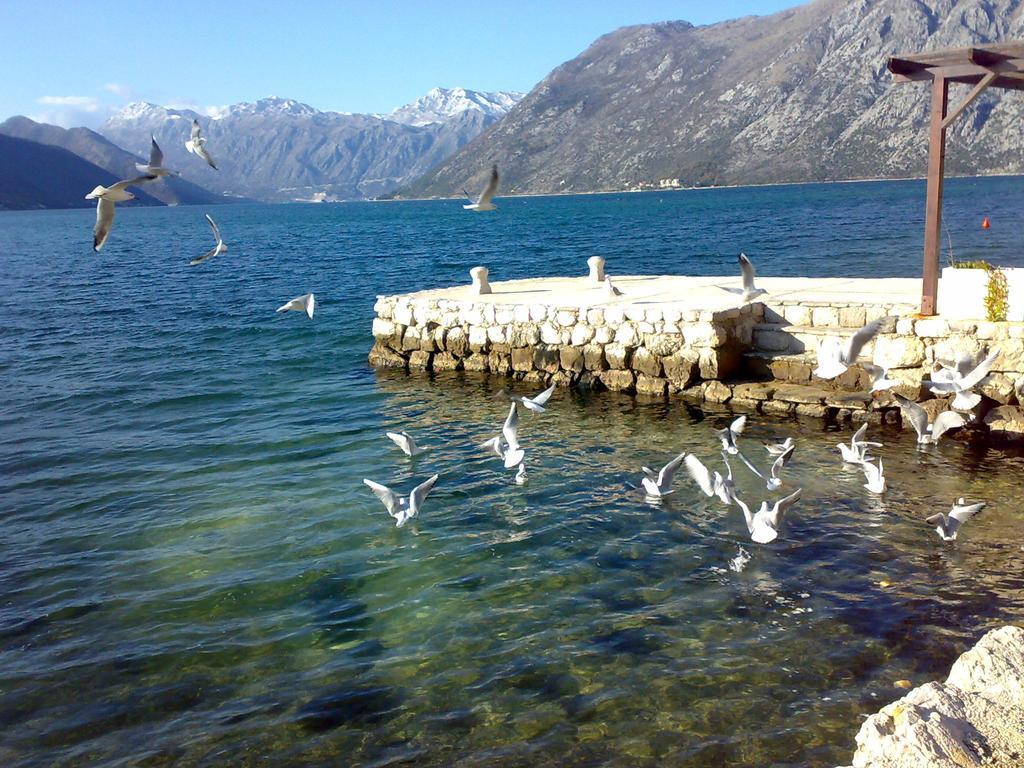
{"left": 852, "top": 423, "right": 868, "bottom": 445}
{"left": 477, "top": 164, "right": 499, "bottom": 206}
{"left": 893, "top": 394, "right": 929, "bottom": 441}
{"left": 736, "top": 449, "right": 766, "bottom": 480}
{"left": 954, "top": 353, "right": 976, "bottom": 379}
{"left": 501, "top": 402, "right": 520, "bottom": 451}
{"left": 730, "top": 415, "right": 747, "bottom": 437}
{"left": 194, "top": 141, "right": 218, "bottom": 170}
{"left": 684, "top": 454, "right": 716, "bottom": 496}
{"left": 770, "top": 445, "right": 795, "bottom": 479}
{"left": 924, "top": 512, "right": 949, "bottom": 536}
{"left": 862, "top": 459, "right": 881, "bottom": 485}
{"left": 931, "top": 410, "right": 968, "bottom": 441}
{"left": 385, "top": 431, "right": 413, "bottom": 455}
{"left": 768, "top": 487, "right": 802, "bottom": 528}
{"left": 731, "top": 492, "right": 756, "bottom": 534}
{"left": 109, "top": 174, "right": 157, "bottom": 192}
{"left": 148, "top": 137, "right": 164, "bottom": 167}
{"left": 363, "top": 479, "right": 399, "bottom": 517}
{"left": 958, "top": 350, "right": 1000, "bottom": 390}
{"left": 842, "top": 319, "right": 883, "bottom": 365}
{"left": 948, "top": 501, "right": 984, "bottom": 528}
{"left": 656, "top": 451, "right": 687, "bottom": 490}
{"left": 205, "top": 214, "right": 222, "bottom": 246}
{"left": 93, "top": 198, "right": 115, "bottom": 252}
{"left": 408, "top": 474, "right": 439, "bottom": 518}
{"left": 738, "top": 253, "right": 756, "bottom": 292}
{"left": 530, "top": 383, "right": 556, "bottom": 407}
{"left": 189, "top": 246, "right": 220, "bottom": 266}
{"left": 191, "top": 119, "right": 202, "bottom": 143}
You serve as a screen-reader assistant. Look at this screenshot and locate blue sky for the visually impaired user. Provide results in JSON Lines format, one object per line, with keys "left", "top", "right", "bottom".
{"left": 0, "top": 1, "right": 800, "bottom": 127}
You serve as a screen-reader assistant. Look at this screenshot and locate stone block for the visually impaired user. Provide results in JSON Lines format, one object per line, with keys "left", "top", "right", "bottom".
{"left": 980, "top": 373, "right": 1017, "bottom": 405}
{"left": 513, "top": 305, "right": 531, "bottom": 323}
{"left": 838, "top": 306, "right": 867, "bottom": 328}
{"left": 488, "top": 351, "right": 511, "bottom": 376}
{"left": 586, "top": 308, "right": 605, "bottom": 326}
{"left": 409, "top": 350, "right": 433, "bottom": 370}
{"left": 482, "top": 304, "right": 495, "bottom": 324}
{"left": 684, "top": 322, "right": 725, "bottom": 348}
{"left": 729, "top": 398, "right": 761, "bottom": 412}
{"left": 571, "top": 324, "right": 595, "bottom": 346}
{"left": 510, "top": 323, "right": 540, "bottom": 347}
{"left": 583, "top": 344, "right": 608, "bottom": 372}
{"left": 511, "top": 347, "right": 534, "bottom": 373}
{"left": 632, "top": 347, "right": 663, "bottom": 378}
{"left": 540, "top": 323, "right": 561, "bottom": 345}
{"left": 550, "top": 371, "right": 575, "bottom": 388}
{"left": 599, "top": 369, "right": 636, "bottom": 393}
{"left": 874, "top": 335, "right": 925, "bottom": 369}
{"left": 486, "top": 325, "right": 507, "bottom": 345}
{"left": 702, "top": 380, "right": 732, "bottom": 403}
{"left": 761, "top": 399, "right": 794, "bottom": 415}
{"left": 604, "top": 306, "right": 625, "bottom": 325}
{"left": 915, "top": 318, "right": 950, "bottom": 338}
{"left": 605, "top": 343, "right": 633, "bottom": 370}
{"left": 625, "top": 307, "right": 646, "bottom": 322}
{"left": 614, "top": 322, "right": 639, "bottom": 346}
{"left": 644, "top": 308, "right": 663, "bottom": 323}
{"left": 559, "top": 346, "right": 584, "bottom": 373}
{"left": 468, "top": 326, "right": 489, "bottom": 353}
{"left": 754, "top": 328, "right": 798, "bottom": 353}
{"left": 368, "top": 342, "right": 407, "bottom": 369}
{"left": 794, "top": 403, "right": 829, "bottom": 418}
{"left": 988, "top": 338, "right": 1024, "bottom": 373}
{"left": 663, "top": 353, "right": 699, "bottom": 390}
{"left": 823, "top": 391, "right": 872, "bottom": 410}
{"left": 636, "top": 375, "right": 668, "bottom": 397}
{"left": 772, "top": 384, "right": 827, "bottom": 405}
{"left": 393, "top": 301, "right": 413, "bottom": 326}
{"left": 811, "top": 306, "right": 839, "bottom": 327}
{"left": 699, "top": 347, "right": 741, "bottom": 380}
{"left": 896, "top": 318, "right": 915, "bottom": 335}
{"left": 373, "top": 296, "right": 395, "bottom": 318}
{"left": 645, "top": 333, "right": 682, "bottom": 357}
{"left": 594, "top": 326, "right": 614, "bottom": 344}
{"left": 930, "top": 336, "right": 985, "bottom": 368}
{"left": 529, "top": 304, "right": 547, "bottom": 322}
{"left": 556, "top": 309, "right": 577, "bottom": 327}
{"left": 984, "top": 406, "right": 1024, "bottom": 437}
{"left": 783, "top": 305, "right": 812, "bottom": 325}
{"left": 371, "top": 317, "right": 396, "bottom": 340}
{"left": 769, "top": 357, "right": 813, "bottom": 384}
{"left": 446, "top": 327, "right": 468, "bottom": 357}
{"left": 432, "top": 352, "right": 462, "bottom": 371}
{"left": 495, "top": 307, "right": 514, "bottom": 325}
{"left": 402, "top": 326, "right": 423, "bottom": 352}
{"left": 533, "top": 346, "right": 561, "bottom": 374}
{"left": 463, "top": 353, "right": 489, "bottom": 372}
{"left": 732, "top": 382, "right": 776, "bottom": 401}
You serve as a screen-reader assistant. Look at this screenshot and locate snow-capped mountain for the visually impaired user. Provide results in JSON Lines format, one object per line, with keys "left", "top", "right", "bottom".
{"left": 386, "top": 87, "right": 523, "bottom": 127}
{"left": 99, "top": 89, "right": 519, "bottom": 201}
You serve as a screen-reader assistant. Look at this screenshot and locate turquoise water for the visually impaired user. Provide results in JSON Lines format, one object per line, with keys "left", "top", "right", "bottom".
{"left": 2, "top": 178, "right": 1024, "bottom": 766}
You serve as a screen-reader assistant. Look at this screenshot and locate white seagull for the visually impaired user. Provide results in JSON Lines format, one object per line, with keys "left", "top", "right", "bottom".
{"left": 730, "top": 488, "right": 803, "bottom": 544}
{"left": 514, "top": 462, "right": 527, "bottom": 485}
{"left": 189, "top": 214, "right": 228, "bottom": 265}
{"left": 862, "top": 458, "right": 886, "bottom": 494}
{"left": 276, "top": 293, "right": 316, "bottom": 319}
{"left": 480, "top": 402, "right": 526, "bottom": 469}
{"left": 714, "top": 415, "right": 746, "bottom": 455}
{"left": 765, "top": 444, "right": 795, "bottom": 491}
{"left": 737, "top": 253, "right": 767, "bottom": 302}
{"left": 836, "top": 423, "right": 881, "bottom": 464}
{"left": 185, "top": 119, "right": 218, "bottom": 170}
{"left": 605, "top": 276, "right": 623, "bottom": 297}
{"left": 363, "top": 474, "right": 439, "bottom": 528}
{"left": 862, "top": 363, "right": 897, "bottom": 393}
{"left": 518, "top": 383, "right": 556, "bottom": 413}
{"left": 385, "top": 431, "right": 425, "bottom": 457}
{"left": 463, "top": 164, "right": 499, "bottom": 211}
{"left": 683, "top": 453, "right": 731, "bottom": 504}
{"left": 85, "top": 175, "right": 155, "bottom": 251}
{"left": 764, "top": 437, "right": 794, "bottom": 456}
{"left": 640, "top": 451, "right": 687, "bottom": 499}
{"left": 927, "top": 350, "right": 999, "bottom": 410}
{"left": 135, "top": 137, "right": 178, "bottom": 178}
{"left": 893, "top": 394, "right": 967, "bottom": 446}
{"left": 813, "top": 319, "right": 884, "bottom": 380}
{"left": 926, "top": 498, "right": 985, "bottom": 541}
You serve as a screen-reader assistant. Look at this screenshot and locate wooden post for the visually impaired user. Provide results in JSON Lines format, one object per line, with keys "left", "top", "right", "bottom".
{"left": 921, "top": 75, "right": 949, "bottom": 316}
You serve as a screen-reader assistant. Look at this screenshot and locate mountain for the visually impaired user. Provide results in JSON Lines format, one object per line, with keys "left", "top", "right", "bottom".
{"left": 0, "top": 116, "right": 228, "bottom": 206}
{"left": 99, "top": 89, "right": 523, "bottom": 202}
{"left": 0, "top": 134, "right": 161, "bottom": 211}
{"left": 405, "top": 0, "right": 1024, "bottom": 197}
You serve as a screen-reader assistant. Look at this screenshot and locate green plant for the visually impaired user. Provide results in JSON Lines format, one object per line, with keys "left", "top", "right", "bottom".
{"left": 948, "top": 259, "right": 1008, "bottom": 322}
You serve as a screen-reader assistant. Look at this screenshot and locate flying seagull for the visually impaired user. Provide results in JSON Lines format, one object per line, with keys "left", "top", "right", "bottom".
{"left": 605, "top": 276, "right": 623, "bottom": 297}
{"left": 765, "top": 444, "right": 795, "bottom": 491}
{"left": 519, "top": 383, "right": 556, "bottom": 413}
{"left": 363, "top": 474, "right": 439, "bottom": 528}
{"left": 185, "top": 119, "right": 218, "bottom": 169}
{"left": 737, "top": 253, "right": 767, "bottom": 302}
{"left": 135, "top": 136, "right": 178, "bottom": 178}
{"left": 730, "top": 487, "right": 803, "bottom": 544}
{"left": 481, "top": 402, "right": 526, "bottom": 469}
{"left": 926, "top": 498, "right": 985, "bottom": 541}
{"left": 640, "top": 451, "right": 687, "bottom": 499}
{"left": 862, "top": 363, "right": 897, "bottom": 393}
{"left": 764, "top": 437, "right": 794, "bottom": 456}
{"left": 189, "top": 214, "right": 228, "bottom": 265}
{"left": 714, "top": 415, "right": 746, "bottom": 455}
{"left": 927, "top": 350, "right": 999, "bottom": 410}
{"left": 893, "top": 394, "right": 967, "bottom": 446}
{"left": 463, "top": 164, "right": 499, "bottom": 211}
{"left": 862, "top": 458, "right": 886, "bottom": 494}
{"left": 813, "top": 319, "right": 884, "bottom": 380}
{"left": 385, "top": 431, "right": 425, "bottom": 457}
{"left": 836, "top": 423, "right": 881, "bottom": 464}
{"left": 276, "top": 293, "right": 316, "bottom": 319}
{"left": 683, "top": 453, "right": 731, "bottom": 504}
{"left": 85, "top": 175, "right": 155, "bottom": 251}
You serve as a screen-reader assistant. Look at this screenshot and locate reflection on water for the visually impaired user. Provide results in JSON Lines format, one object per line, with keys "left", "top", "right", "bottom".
{"left": 4, "top": 366, "right": 1024, "bottom": 767}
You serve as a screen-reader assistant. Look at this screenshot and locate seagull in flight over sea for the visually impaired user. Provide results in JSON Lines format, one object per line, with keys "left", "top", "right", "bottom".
{"left": 276, "top": 293, "right": 316, "bottom": 319}
{"left": 730, "top": 487, "right": 803, "bottom": 544}
{"left": 189, "top": 214, "right": 228, "bottom": 265}
{"left": 836, "top": 423, "right": 881, "bottom": 464}
{"left": 715, "top": 415, "right": 746, "bottom": 455}
{"left": 736, "top": 253, "right": 767, "bottom": 302}
{"left": 185, "top": 119, "right": 218, "bottom": 170}
{"left": 927, "top": 350, "right": 999, "bottom": 410}
{"left": 640, "top": 451, "right": 687, "bottom": 499}
{"left": 683, "top": 453, "right": 731, "bottom": 504}
{"left": 85, "top": 175, "right": 155, "bottom": 251}
{"left": 765, "top": 444, "right": 795, "bottom": 491}
{"left": 926, "top": 498, "right": 985, "bottom": 541}
{"left": 463, "top": 164, "right": 499, "bottom": 211}
{"left": 862, "top": 363, "right": 897, "bottom": 393}
{"left": 862, "top": 458, "right": 885, "bottom": 494}
{"left": 385, "top": 431, "right": 425, "bottom": 457}
{"left": 764, "top": 437, "right": 794, "bottom": 456}
{"left": 480, "top": 402, "right": 526, "bottom": 469}
{"left": 496, "top": 383, "right": 557, "bottom": 413}
{"left": 893, "top": 394, "right": 967, "bottom": 446}
{"left": 813, "top": 319, "right": 884, "bottom": 380}
{"left": 363, "top": 474, "right": 439, "bottom": 528}
{"left": 135, "top": 137, "right": 178, "bottom": 178}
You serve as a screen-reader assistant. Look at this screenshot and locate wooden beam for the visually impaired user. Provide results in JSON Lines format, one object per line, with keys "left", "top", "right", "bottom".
{"left": 970, "top": 47, "right": 1013, "bottom": 67}
{"left": 888, "top": 56, "right": 927, "bottom": 76}
{"left": 921, "top": 76, "right": 949, "bottom": 316}
{"left": 942, "top": 71, "right": 998, "bottom": 129}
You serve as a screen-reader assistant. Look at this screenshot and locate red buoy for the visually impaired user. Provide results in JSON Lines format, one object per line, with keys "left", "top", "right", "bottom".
{"left": 982, "top": 216, "right": 991, "bottom": 229}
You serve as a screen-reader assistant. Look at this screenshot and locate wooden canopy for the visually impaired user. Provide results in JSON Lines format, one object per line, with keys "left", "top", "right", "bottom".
{"left": 888, "top": 43, "right": 1024, "bottom": 315}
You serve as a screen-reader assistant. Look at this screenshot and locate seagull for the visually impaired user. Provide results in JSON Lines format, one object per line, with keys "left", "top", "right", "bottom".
{"left": 764, "top": 437, "right": 794, "bottom": 456}
{"left": 519, "top": 383, "right": 556, "bottom": 413}
{"left": 837, "top": 423, "right": 881, "bottom": 464}
{"left": 135, "top": 136, "right": 178, "bottom": 178}
{"left": 514, "top": 462, "right": 527, "bottom": 485}
{"left": 640, "top": 451, "right": 687, "bottom": 499}
{"left": 605, "top": 276, "right": 623, "bottom": 297}
{"left": 737, "top": 253, "right": 767, "bottom": 302}
{"left": 683, "top": 453, "right": 730, "bottom": 504}
{"left": 185, "top": 119, "right": 218, "bottom": 169}
{"left": 926, "top": 498, "right": 985, "bottom": 541}
{"left": 363, "top": 474, "right": 439, "bottom": 528}
{"left": 385, "top": 431, "right": 425, "bottom": 457}
{"left": 862, "top": 458, "right": 885, "bottom": 494}
{"left": 813, "top": 319, "right": 884, "bottom": 380}
{"left": 862, "top": 363, "right": 897, "bottom": 393}
{"left": 893, "top": 394, "right": 968, "bottom": 446}
{"left": 730, "top": 488, "right": 803, "bottom": 544}
{"left": 927, "top": 350, "right": 999, "bottom": 410}
{"left": 276, "top": 293, "right": 316, "bottom": 319}
{"left": 714, "top": 415, "right": 746, "bottom": 455}
{"left": 481, "top": 402, "right": 525, "bottom": 469}
{"left": 765, "top": 444, "right": 795, "bottom": 491}
{"left": 189, "top": 214, "right": 228, "bottom": 265}
{"left": 84, "top": 175, "right": 155, "bottom": 251}
{"left": 463, "top": 164, "right": 499, "bottom": 211}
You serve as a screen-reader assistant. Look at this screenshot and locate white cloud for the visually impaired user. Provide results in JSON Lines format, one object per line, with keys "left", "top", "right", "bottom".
{"left": 37, "top": 95, "right": 101, "bottom": 111}
{"left": 32, "top": 95, "right": 108, "bottom": 128}
{"left": 103, "top": 83, "right": 133, "bottom": 98}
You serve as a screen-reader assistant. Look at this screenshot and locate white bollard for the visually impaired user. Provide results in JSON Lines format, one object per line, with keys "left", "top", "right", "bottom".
{"left": 587, "top": 256, "right": 606, "bottom": 284}
{"left": 470, "top": 266, "right": 492, "bottom": 295}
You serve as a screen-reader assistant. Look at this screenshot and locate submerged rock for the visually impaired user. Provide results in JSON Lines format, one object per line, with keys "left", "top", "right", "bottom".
{"left": 842, "top": 625, "right": 1024, "bottom": 768}
{"left": 296, "top": 684, "right": 401, "bottom": 732}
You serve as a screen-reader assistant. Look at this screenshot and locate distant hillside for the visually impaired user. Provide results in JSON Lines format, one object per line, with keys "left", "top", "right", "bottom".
{"left": 0, "top": 116, "right": 229, "bottom": 206}
{"left": 0, "top": 134, "right": 161, "bottom": 211}
{"left": 406, "top": 0, "right": 1024, "bottom": 197}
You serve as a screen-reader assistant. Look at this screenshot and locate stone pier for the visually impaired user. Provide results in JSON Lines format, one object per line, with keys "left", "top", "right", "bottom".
{"left": 368, "top": 274, "right": 1024, "bottom": 439}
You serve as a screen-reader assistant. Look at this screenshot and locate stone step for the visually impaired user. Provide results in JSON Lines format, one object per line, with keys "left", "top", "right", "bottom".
{"left": 751, "top": 323, "right": 883, "bottom": 357}
{"left": 761, "top": 302, "right": 913, "bottom": 329}
{"left": 741, "top": 350, "right": 874, "bottom": 391}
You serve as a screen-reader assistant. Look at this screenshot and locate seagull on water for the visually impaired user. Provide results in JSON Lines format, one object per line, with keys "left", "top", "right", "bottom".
{"left": 640, "top": 451, "right": 687, "bottom": 499}
{"left": 135, "top": 136, "right": 178, "bottom": 178}
{"left": 385, "top": 431, "right": 425, "bottom": 457}
{"left": 893, "top": 394, "right": 967, "bottom": 446}
{"left": 836, "top": 423, "right": 881, "bottom": 464}
{"left": 926, "top": 498, "right": 985, "bottom": 541}
{"left": 683, "top": 453, "right": 731, "bottom": 504}
{"left": 185, "top": 119, "right": 218, "bottom": 170}
{"left": 714, "top": 415, "right": 746, "bottom": 455}
{"left": 605, "top": 276, "right": 623, "bottom": 297}
{"left": 764, "top": 437, "right": 794, "bottom": 456}
{"left": 927, "top": 350, "right": 999, "bottom": 411}
{"left": 862, "top": 458, "right": 886, "bottom": 494}
{"left": 276, "top": 293, "right": 316, "bottom": 319}
{"left": 85, "top": 175, "right": 155, "bottom": 251}
{"left": 463, "top": 164, "right": 499, "bottom": 211}
{"left": 189, "top": 214, "right": 228, "bottom": 265}
{"left": 363, "top": 474, "right": 439, "bottom": 528}
{"left": 480, "top": 402, "right": 526, "bottom": 469}
{"left": 730, "top": 487, "right": 803, "bottom": 544}
{"left": 514, "top": 462, "right": 527, "bottom": 485}
{"left": 813, "top": 319, "right": 884, "bottom": 380}
{"left": 862, "top": 363, "right": 897, "bottom": 393}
